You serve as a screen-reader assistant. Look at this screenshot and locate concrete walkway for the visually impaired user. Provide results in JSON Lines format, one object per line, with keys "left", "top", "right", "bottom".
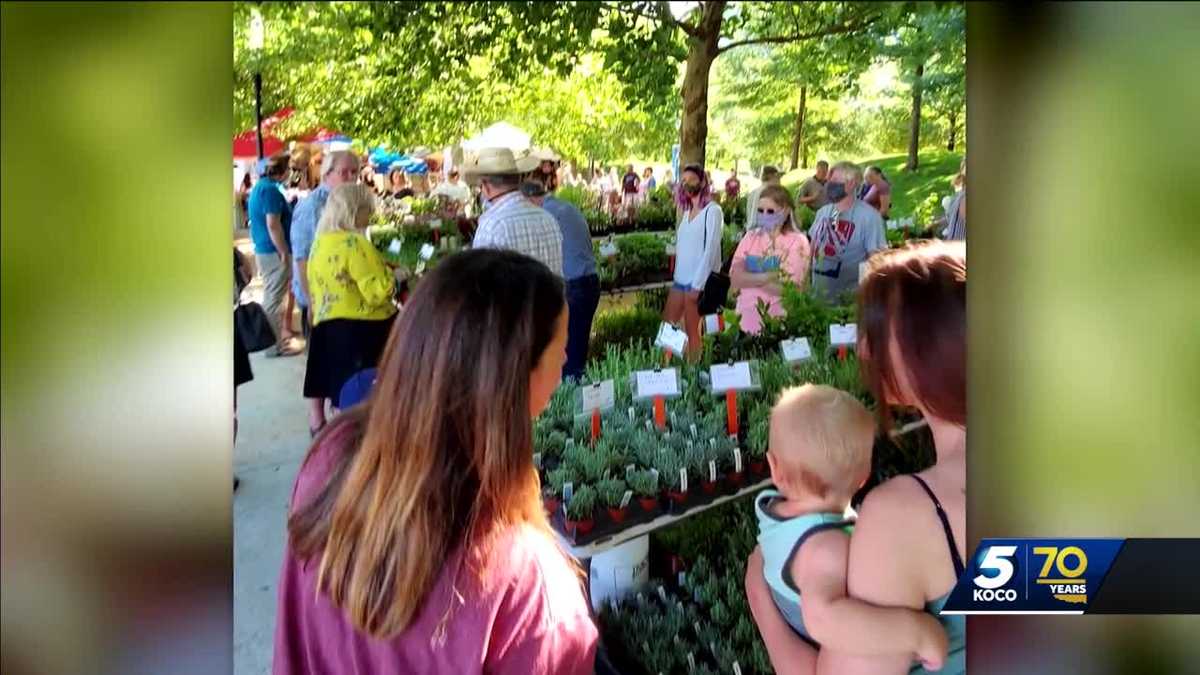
{"left": 233, "top": 239, "right": 311, "bottom": 675}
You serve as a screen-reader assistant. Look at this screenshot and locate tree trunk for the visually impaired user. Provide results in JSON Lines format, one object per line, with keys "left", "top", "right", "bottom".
{"left": 789, "top": 85, "right": 807, "bottom": 171}
{"left": 946, "top": 109, "right": 957, "bottom": 151}
{"left": 905, "top": 62, "right": 924, "bottom": 171}
{"left": 677, "top": 1, "right": 725, "bottom": 167}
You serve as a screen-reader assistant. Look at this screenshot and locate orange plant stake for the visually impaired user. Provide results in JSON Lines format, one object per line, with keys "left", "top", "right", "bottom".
{"left": 726, "top": 390, "right": 738, "bottom": 438}
{"left": 653, "top": 396, "right": 667, "bottom": 430}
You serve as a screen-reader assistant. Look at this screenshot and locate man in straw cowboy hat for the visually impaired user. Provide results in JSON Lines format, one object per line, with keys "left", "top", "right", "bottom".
{"left": 462, "top": 147, "right": 563, "bottom": 276}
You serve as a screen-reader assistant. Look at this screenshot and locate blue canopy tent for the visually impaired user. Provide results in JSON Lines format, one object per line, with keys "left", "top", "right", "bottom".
{"left": 369, "top": 148, "right": 428, "bottom": 175}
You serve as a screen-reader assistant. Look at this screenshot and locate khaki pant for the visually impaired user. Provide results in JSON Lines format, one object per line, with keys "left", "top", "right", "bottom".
{"left": 256, "top": 253, "right": 291, "bottom": 349}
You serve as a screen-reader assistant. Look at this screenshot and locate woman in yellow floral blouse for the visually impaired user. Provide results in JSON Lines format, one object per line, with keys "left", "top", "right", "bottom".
{"left": 303, "top": 183, "right": 397, "bottom": 434}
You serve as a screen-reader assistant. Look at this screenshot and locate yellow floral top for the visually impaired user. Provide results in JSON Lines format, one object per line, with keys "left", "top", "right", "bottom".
{"left": 307, "top": 231, "right": 397, "bottom": 325}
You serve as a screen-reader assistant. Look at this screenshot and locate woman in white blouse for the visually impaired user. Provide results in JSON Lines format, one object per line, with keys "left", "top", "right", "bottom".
{"left": 663, "top": 163, "right": 724, "bottom": 362}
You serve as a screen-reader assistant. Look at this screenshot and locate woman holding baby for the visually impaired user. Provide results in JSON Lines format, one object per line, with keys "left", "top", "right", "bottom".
{"left": 745, "top": 240, "right": 967, "bottom": 674}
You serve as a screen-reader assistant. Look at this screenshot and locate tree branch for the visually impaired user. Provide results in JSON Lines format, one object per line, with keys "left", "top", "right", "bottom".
{"left": 600, "top": 1, "right": 682, "bottom": 33}
{"left": 657, "top": 0, "right": 700, "bottom": 38}
{"left": 717, "top": 13, "right": 882, "bottom": 55}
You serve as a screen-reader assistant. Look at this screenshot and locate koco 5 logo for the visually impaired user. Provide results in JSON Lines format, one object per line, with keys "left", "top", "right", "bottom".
{"left": 972, "top": 545, "right": 1018, "bottom": 601}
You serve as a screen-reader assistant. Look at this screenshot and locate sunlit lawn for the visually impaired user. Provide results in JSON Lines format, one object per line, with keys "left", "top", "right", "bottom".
{"left": 782, "top": 149, "right": 963, "bottom": 218}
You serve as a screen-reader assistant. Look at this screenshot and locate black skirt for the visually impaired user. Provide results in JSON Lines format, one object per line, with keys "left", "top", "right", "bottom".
{"left": 303, "top": 315, "right": 396, "bottom": 400}
{"left": 234, "top": 319, "right": 253, "bottom": 388}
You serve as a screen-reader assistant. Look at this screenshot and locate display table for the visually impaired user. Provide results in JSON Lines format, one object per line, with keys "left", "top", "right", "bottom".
{"left": 558, "top": 478, "right": 772, "bottom": 560}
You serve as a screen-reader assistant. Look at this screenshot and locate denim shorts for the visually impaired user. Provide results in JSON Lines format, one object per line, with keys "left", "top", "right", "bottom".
{"left": 672, "top": 282, "right": 693, "bottom": 292}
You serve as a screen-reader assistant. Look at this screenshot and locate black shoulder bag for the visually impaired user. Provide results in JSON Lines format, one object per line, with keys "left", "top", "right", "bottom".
{"left": 697, "top": 205, "right": 732, "bottom": 315}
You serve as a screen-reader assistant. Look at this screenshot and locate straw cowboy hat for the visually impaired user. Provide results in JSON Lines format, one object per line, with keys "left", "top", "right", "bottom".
{"left": 531, "top": 146, "right": 561, "bottom": 163}
{"left": 460, "top": 147, "right": 539, "bottom": 185}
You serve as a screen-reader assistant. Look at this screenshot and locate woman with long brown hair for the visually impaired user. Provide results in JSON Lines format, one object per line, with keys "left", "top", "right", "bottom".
{"left": 745, "top": 240, "right": 966, "bottom": 674}
{"left": 274, "top": 249, "right": 598, "bottom": 674}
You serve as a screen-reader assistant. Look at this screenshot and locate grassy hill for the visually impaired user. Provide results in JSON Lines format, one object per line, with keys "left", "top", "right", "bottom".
{"left": 782, "top": 150, "right": 963, "bottom": 219}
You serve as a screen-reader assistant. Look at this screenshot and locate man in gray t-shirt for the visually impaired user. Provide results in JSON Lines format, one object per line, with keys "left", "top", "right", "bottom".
{"left": 797, "top": 160, "right": 831, "bottom": 213}
{"left": 808, "top": 162, "right": 886, "bottom": 303}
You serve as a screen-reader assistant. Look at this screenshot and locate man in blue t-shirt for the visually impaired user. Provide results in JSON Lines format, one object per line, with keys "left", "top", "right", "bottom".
{"left": 247, "top": 154, "right": 300, "bottom": 357}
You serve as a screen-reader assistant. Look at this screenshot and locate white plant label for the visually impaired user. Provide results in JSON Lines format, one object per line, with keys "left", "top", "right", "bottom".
{"left": 620, "top": 490, "right": 633, "bottom": 509}
{"left": 654, "top": 323, "right": 688, "bottom": 355}
{"left": 703, "top": 314, "right": 722, "bottom": 334}
{"left": 690, "top": 424, "right": 697, "bottom": 437}
{"left": 680, "top": 572, "right": 688, "bottom": 587}
{"left": 780, "top": 337, "right": 813, "bottom": 363}
{"left": 658, "top": 586, "right": 668, "bottom": 602}
{"left": 626, "top": 464, "right": 636, "bottom": 476}
{"left": 709, "top": 460, "right": 717, "bottom": 483}
{"left": 419, "top": 243, "right": 435, "bottom": 260}
{"left": 430, "top": 218, "right": 442, "bottom": 230}
{"left": 858, "top": 261, "right": 868, "bottom": 284}
{"left": 679, "top": 468, "right": 688, "bottom": 493}
{"left": 665, "top": 243, "right": 676, "bottom": 256}
{"left": 628, "top": 407, "right": 636, "bottom": 422}
{"left": 581, "top": 379, "right": 616, "bottom": 413}
{"left": 733, "top": 447, "right": 743, "bottom": 473}
{"left": 830, "top": 323, "right": 858, "bottom": 347}
{"left": 563, "top": 482, "right": 574, "bottom": 504}
{"left": 600, "top": 241, "right": 618, "bottom": 258}
{"left": 733, "top": 662, "right": 744, "bottom": 675}
{"left": 710, "top": 361, "right": 753, "bottom": 393}
{"left": 635, "top": 368, "right": 680, "bottom": 398}
{"left": 649, "top": 468, "right": 659, "bottom": 485}
{"left": 415, "top": 261, "right": 427, "bottom": 276}
{"left": 687, "top": 653, "right": 696, "bottom": 670}
{"left": 440, "top": 237, "right": 449, "bottom": 251}
{"left": 387, "top": 239, "right": 402, "bottom": 255}
{"left": 532, "top": 453, "right": 541, "bottom": 469}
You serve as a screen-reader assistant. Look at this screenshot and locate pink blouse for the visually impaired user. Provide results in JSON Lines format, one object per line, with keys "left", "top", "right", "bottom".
{"left": 731, "top": 228, "right": 811, "bottom": 334}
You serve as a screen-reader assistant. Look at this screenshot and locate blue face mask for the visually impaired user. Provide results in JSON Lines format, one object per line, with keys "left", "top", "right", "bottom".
{"left": 756, "top": 211, "right": 787, "bottom": 230}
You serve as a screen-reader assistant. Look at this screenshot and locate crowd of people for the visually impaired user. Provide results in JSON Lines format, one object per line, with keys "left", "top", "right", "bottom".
{"left": 234, "top": 143, "right": 967, "bottom": 674}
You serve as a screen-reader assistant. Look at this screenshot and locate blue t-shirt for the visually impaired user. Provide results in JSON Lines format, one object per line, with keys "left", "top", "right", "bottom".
{"left": 542, "top": 195, "right": 597, "bottom": 281}
{"left": 248, "top": 178, "right": 292, "bottom": 255}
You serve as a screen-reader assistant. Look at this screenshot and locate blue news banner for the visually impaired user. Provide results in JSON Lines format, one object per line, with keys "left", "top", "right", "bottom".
{"left": 942, "top": 538, "right": 1200, "bottom": 615}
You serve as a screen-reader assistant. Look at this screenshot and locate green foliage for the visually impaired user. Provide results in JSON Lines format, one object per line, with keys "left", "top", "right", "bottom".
{"left": 595, "top": 474, "right": 629, "bottom": 508}
{"left": 654, "top": 447, "right": 687, "bottom": 491}
{"left": 626, "top": 468, "right": 659, "bottom": 498}
{"left": 544, "top": 465, "right": 576, "bottom": 497}
{"left": 565, "top": 483, "right": 596, "bottom": 520}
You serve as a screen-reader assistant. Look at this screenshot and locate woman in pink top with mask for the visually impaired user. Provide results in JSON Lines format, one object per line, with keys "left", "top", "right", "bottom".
{"left": 730, "top": 184, "right": 811, "bottom": 334}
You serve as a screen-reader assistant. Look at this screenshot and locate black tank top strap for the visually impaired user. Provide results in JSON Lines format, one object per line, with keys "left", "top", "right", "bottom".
{"left": 910, "top": 474, "right": 965, "bottom": 577}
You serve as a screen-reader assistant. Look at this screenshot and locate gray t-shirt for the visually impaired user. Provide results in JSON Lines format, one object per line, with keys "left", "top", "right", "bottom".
{"left": 798, "top": 177, "right": 829, "bottom": 211}
{"left": 808, "top": 200, "right": 886, "bottom": 302}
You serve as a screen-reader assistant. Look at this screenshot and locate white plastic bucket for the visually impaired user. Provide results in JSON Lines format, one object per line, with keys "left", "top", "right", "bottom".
{"left": 589, "top": 535, "right": 650, "bottom": 613}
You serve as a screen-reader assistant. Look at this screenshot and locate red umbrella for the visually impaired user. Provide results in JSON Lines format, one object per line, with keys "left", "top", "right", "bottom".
{"left": 232, "top": 108, "right": 294, "bottom": 159}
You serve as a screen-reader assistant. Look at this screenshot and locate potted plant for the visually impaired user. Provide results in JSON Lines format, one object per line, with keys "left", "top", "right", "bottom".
{"left": 745, "top": 402, "right": 770, "bottom": 478}
{"left": 596, "top": 474, "right": 630, "bottom": 524}
{"left": 655, "top": 449, "right": 689, "bottom": 508}
{"left": 542, "top": 466, "right": 575, "bottom": 516}
{"left": 627, "top": 468, "right": 661, "bottom": 514}
{"left": 564, "top": 484, "right": 597, "bottom": 536}
{"left": 687, "top": 442, "right": 719, "bottom": 496}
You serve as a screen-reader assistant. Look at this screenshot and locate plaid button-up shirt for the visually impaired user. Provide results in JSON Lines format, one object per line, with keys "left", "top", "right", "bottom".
{"left": 473, "top": 190, "right": 564, "bottom": 276}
